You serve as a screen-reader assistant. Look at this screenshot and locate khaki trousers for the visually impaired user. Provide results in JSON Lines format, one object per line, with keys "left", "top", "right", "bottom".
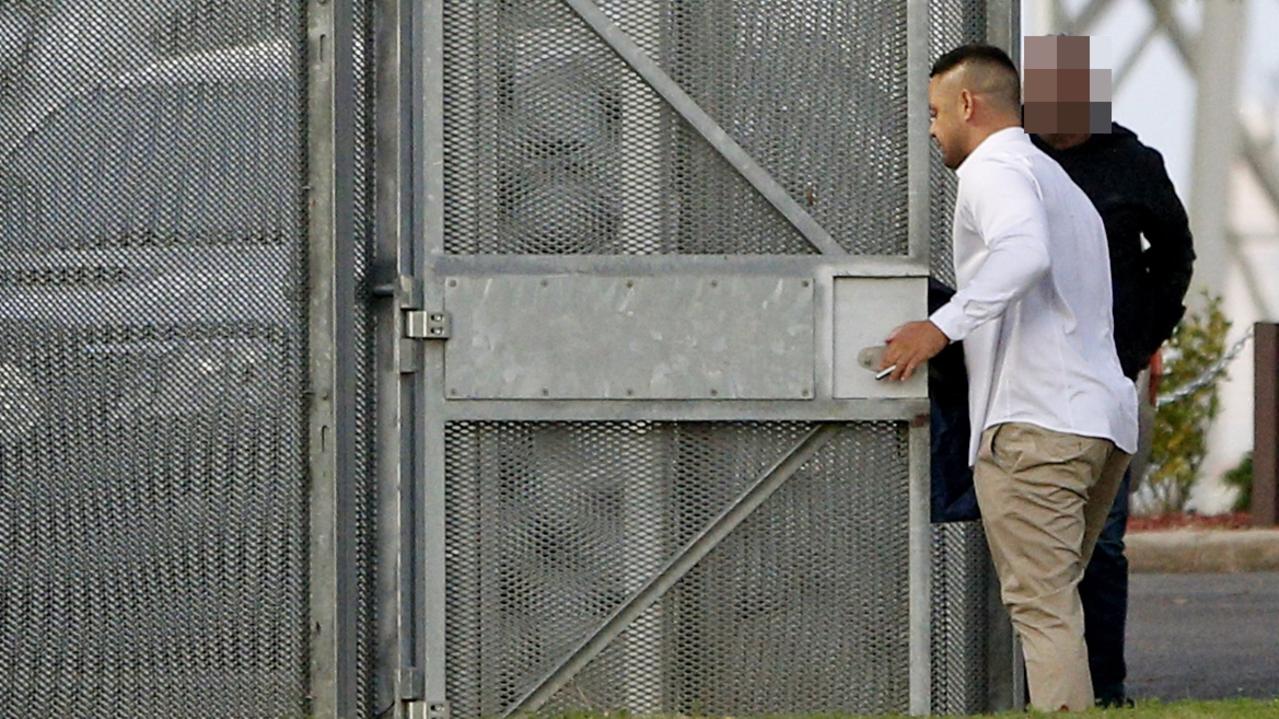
{"left": 973, "top": 422, "right": 1132, "bottom": 712}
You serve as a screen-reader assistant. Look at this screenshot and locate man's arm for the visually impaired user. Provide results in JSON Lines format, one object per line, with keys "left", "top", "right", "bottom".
{"left": 1138, "top": 148, "right": 1195, "bottom": 358}
{"left": 928, "top": 161, "right": 1051, "bottom": 342}
{"left": 881, "top": 160, "right": 1050, "bottom": 381}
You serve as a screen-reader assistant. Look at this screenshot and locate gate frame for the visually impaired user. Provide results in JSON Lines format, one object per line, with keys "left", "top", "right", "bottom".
{"left": 395, "top": 1, "right": 1021, "bottom": 717}
{"left": 307, "top": 0, "right": 362, "bottom": 715}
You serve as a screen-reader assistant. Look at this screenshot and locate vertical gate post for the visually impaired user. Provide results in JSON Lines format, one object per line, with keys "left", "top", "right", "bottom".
{"left": 308, "top": 0, "right": 360, "bottom": 714}
{"left": 414, "top": 0, "right": 451, "bottom": 715}
{"left": 905, "top": 2, "right": 933, "bottom": 714}
{"left": 1254, "top": 322, "right": 1279, "bottom": 527}
{"left": 370, "top": 0, "right": 417, "bottom": 712}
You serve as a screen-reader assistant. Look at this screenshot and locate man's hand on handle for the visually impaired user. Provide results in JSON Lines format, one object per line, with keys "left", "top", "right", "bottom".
{"left": 879, "top": 320, "right": 950, "bottom": 382}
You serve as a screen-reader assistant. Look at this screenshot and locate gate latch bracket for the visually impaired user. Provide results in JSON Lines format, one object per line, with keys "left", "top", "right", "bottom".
{"left": 373, "top": 272, "right": 450, "bottom": 341}
{"left": 406, "top": 309, "right": 450, "bottom": 340}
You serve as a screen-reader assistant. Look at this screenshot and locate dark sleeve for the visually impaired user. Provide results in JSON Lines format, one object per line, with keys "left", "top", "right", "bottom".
{"left": 1136, "top": 148, "right": 1195, "bottom": 358}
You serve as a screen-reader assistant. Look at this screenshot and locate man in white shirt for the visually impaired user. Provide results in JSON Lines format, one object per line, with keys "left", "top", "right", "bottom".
{"left": 880, "top": 44, "right": 1138, "bottom": 712}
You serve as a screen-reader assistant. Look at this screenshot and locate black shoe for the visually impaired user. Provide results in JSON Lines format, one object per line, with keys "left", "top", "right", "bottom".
{"left": 1095, "top": 695, "right": 1135, "bottom": 709}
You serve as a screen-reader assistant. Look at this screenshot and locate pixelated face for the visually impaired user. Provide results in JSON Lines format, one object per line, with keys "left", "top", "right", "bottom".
{"left": 1023, "top": 34, "right": 1112, "bottom": 136}
{"left": 928, "top": 71, "right": 966, "bottom": 170}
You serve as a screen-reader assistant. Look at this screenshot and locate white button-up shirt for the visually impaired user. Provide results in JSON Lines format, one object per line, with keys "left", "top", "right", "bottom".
{"left": 929, "top": 127, "right": 1138, "bottom": 466}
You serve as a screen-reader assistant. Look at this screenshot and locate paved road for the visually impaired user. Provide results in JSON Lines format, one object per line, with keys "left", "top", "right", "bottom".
{"left": 1128, "top": 571, "right": 1279, "bottom": 701}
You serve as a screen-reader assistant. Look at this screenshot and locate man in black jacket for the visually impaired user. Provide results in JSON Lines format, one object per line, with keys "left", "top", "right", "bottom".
{"left": 1031, "top": 122, "right": 1195, "bottom": 707}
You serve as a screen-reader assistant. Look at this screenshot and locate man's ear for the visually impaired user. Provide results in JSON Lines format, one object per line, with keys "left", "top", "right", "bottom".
{"left": 959, "top": 88, "right": 975, "bottom": 121}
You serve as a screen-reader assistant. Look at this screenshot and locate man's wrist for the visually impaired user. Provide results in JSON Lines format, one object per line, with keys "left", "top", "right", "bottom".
{"left": 928, "top": 303, "right": 964, "bottom": 343}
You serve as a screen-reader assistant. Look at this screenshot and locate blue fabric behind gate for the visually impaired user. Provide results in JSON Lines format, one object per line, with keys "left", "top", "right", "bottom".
{"left": 928, "top": 278, "right": 980, "bottom": 523}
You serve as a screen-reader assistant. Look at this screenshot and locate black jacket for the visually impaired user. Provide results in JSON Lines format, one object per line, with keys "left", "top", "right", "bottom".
{"left": 1031, "top": 123, "right": 1196, "bottom": 379}
{"left": 929, "top": 278, "right": 978, "bottom": 523}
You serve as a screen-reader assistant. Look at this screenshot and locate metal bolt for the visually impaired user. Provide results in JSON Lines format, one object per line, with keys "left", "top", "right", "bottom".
{"left": 541, "top": 279, "right": 549, "bottom": 287}
{"left": 801, "top": 280, "right": 810, "bottom": 288}
{"left": 541, "top": 388, "right": 549, "bottom": 397}
{"left": 449, "top": 388, "right": 457, "bottom": 396}
{"left": 447, "top": 279, "right": 457, "bottom": 287}
{"left": 801, "top": 388, "right": 811, "bottom": 398}
{"left": 431, "top": 313, "right": 443, "bottom": 321}
{"left": 709, "top": 389, "right": 718, "bottom": 397}
{"left": 626, "top": 388, "right": 635, "bottom": 396}
{"left": 626, "top": 279, "right": 634, "bottom": 288}
{"left": 710, "top": 280, "right": 718, "bottom": 288}
{"left": 431, "top": 328, "right": 442, "bottom": 335}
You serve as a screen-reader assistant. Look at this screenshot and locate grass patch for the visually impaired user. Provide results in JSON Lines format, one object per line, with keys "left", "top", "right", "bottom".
{"left": 550, "top": 698, "right": 1279, "bottom": 719}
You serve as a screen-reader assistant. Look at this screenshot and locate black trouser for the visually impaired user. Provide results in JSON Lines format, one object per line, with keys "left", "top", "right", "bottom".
{"left": 1079, "top": 468, "right": 1132, "bottom": 702}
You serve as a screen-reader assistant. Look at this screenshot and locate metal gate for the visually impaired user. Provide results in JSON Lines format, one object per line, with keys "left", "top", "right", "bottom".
{"left": 0, "top": 0, "right": 381, "bottom": 716}
{"left": 404, "top": 1, "right": 1018, "bottom": 717}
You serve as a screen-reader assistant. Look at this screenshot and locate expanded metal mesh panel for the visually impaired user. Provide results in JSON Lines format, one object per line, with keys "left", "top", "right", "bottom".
{"left": 930, "top": 520, "right": 992, "bottom": 715}
{"left": 444, "top": 420, "right": 910, "bottom": 717}
{"left": 602, "top": 1, "right": 910, "bottom": 256}
{"left": 441, "top": 1, "right": 863, "bottom": 255}
{"left": 352, "top": 0, "right": 381, "bottom": 715}
{"left": 0, "top": 3, "right": 310, "bottom": 717}
{"left": 928, "top": 0, "right": 987, "bottom": 284}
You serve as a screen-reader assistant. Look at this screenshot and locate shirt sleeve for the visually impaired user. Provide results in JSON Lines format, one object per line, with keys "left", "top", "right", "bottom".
{"left": 929, "top": 159, "right": 1052, "bottom": 342}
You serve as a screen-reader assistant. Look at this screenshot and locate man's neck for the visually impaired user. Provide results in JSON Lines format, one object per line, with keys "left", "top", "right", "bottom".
{"left": 967, "top": 120, "right": 1023, "bottom": 155}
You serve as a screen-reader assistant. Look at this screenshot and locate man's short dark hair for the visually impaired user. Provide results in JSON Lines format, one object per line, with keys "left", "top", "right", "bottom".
{"left": 930, "top": 43, "right": 1021, "bottom": 109}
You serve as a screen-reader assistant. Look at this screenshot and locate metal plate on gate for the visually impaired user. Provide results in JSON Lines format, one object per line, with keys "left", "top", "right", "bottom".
{"left": 832, "top": 276, "right": 928, "bottom": 399}
{"left": 442, "top": 275, "right": 814, "bottom": 400}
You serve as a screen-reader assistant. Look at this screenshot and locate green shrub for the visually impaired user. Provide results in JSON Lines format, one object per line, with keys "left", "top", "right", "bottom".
{"left": 1223, "top": 452, "right": 1253, "bottom": 513}
{"left": 1144, "top": 292, "right": 1230, "bottom": 515}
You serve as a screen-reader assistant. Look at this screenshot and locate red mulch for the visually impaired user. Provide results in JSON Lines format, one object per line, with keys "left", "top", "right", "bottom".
{"left": 1127, "top": 511, "right": 1254, "bottom": 532}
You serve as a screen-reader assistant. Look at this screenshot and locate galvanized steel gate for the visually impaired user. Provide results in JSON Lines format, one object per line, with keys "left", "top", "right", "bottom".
{"left": 406, "top": 1, "right": 1020, "bottom": 718}
{"left": 0, "top": 0, "right": 1016, "bottom": 718}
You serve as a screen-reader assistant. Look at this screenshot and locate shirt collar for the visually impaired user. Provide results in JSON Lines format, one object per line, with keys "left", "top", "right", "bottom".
{"left": 956, "top": 126, "right": 1030, "bottom": 178}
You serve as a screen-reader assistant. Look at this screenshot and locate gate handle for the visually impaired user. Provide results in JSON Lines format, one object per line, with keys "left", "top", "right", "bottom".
{"left": 857, "top": 345, "right": 887, "bottom": 372}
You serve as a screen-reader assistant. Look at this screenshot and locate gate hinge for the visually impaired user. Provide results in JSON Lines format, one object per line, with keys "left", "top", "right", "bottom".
{"left": 398, "top": 667, "right": 425, "bottom": 701}
{"left": 406, "top": 699, "right": 450, "bottom": 719}
{"left": 427, "top": 700, "right": 450, "bottom": 719}
{"left": 371, "top": 272, "right": 422, "bottom": 311}
{"left": 373, "top": 273, "right": 450, "bottom": 341}
{"left": 406, "top": 310, "right": 450, "bottom": 340}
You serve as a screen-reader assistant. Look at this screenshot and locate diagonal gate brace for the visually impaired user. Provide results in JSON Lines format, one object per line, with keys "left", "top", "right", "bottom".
{"left": 502, "top": 423, "right": 843, "bottom": 717}
{"left": 561, "top": 0, "right": 846, "bottom": 257}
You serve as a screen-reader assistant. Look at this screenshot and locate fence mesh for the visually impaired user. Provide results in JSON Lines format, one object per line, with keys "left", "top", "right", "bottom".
{"left": 440, "top": 0, "right": 909, "bottom": 255}
{"left": 930, "top": 521, "right": 993, "bottom": 715}
{"left": 928, "top": 0, "right": 987, "bottom": 285}
{"left": 444, "top": 420, "right": 911, "bottom": 717}
{"left": 0, "top": 2, "right": 311, "bottom": 717}
{"left": 352, "top": 0, "right": 383, "bottom": 715}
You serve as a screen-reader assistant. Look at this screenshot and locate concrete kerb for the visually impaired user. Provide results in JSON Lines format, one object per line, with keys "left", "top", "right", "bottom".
{"left": 1127, "top": 529, "right": 1279, "bottom": 573}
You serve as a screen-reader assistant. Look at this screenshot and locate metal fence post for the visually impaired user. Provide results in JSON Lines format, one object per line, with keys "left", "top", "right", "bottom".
{"left": 1254, "top": 322, "right": 1278, "bottom": 527}
{"left": 308, "top": 0, "right": 360, "bottom": 713}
